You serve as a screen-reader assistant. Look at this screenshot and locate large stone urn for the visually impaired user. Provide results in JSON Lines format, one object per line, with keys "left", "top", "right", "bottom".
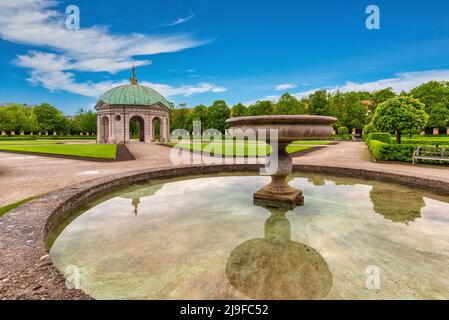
{"left": 226, "top": 115, "right": 336, "bottom": 208}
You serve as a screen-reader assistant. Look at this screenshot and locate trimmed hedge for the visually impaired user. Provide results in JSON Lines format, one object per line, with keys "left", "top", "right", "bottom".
{"left": 0, "top": 136, "right": 37, "bottom": 141}
{"left": 367, "top": 140, "right": 416, "bottom": 162}
{"left": 400, "top": 138, "right": 449, "bottom": 146}
{"left": 366, "top": 132, "right": 391, "bottom": 144}
{"left": 337, "top": 127, "right": 349, "bottom": 135}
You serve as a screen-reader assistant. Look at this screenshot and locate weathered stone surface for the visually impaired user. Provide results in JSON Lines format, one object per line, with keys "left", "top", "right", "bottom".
{"left": 2, "top": 161, "right": 449, "bottom": 299}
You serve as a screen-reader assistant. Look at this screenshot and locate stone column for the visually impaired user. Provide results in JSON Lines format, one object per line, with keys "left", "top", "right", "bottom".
{"left": 143, "top": 114, "right": 151, "bottom": 143}
{"left": 96, "top": 114, "right": 101, "bottom": 143}
{"left": 433, "top": 128, "right": 439, "bottom": 135}
{"left": 1, "top": 130, "right": 6, "bottom": 136}
{"left": 162, "top": 116, "right": 169, "bottom": 142}
{"left": 149, "top": 116, "right": 155, "bottom": 142}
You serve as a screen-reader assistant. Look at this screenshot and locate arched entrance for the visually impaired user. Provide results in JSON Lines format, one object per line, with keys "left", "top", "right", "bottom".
{"left": 101, "top": 116, "right": 109, "bottom": 143}
{"left": 152, "top": 117, "right": 162, "bottom": 142}
{"left": 130, "top": 116, "right": 145, "bottom": 142}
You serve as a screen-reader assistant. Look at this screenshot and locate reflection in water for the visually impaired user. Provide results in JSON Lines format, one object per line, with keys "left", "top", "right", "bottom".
{"left": 226, "top": 205, "right": 333, "bottom": 300}
{"left": 48, "top": 173, "right": 449, "bottom": 300}
{"left": 369, "top": 185, "right": 425, "bottom": 224}
{"left": 120, "top": 184, "right": 163, "bottom": 216}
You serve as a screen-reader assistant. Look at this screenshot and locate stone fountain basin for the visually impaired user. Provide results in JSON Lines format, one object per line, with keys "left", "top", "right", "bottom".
{"left": 226, "top": 115, "right": 337, "bottom": 142}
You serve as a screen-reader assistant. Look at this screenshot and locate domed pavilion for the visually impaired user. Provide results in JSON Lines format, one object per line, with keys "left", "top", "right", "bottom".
{"left": 95, "top": 68, "right": 171, "bottom": 144}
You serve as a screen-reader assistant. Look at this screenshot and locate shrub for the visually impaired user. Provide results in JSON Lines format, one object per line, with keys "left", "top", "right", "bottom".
{"left": 363, "top": 123, "right": 377, "bottom": 139}
{"left": 366, "top": 132, "right": 391, "bottom": 144}
{"left": 337, "top": 127, "right": 349, "bottom": 135}
{"left": 330, "top": 134, "right": 351, "bottom": 141}
{"left": 0, "top": 136, "right": 37, "bottom": 141}
{"left": 367, "top": 139, "right": 416, "bottom": 162}
{"left": 400, "top": 138, "right": 449, "bottom": 146}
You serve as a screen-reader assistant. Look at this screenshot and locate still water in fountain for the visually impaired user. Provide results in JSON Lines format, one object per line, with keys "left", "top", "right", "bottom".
{"left": 47, "top": 173, "right": 449, "bottom": 299}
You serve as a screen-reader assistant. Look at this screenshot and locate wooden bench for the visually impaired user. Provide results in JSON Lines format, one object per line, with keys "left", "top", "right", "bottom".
{"left": 413, "top": 146, "right": 449, "bottom": 165}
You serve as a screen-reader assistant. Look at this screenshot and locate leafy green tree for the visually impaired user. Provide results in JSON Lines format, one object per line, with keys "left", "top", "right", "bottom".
{"left": 273, "top": 93, "right": 304, "bottom": 115}
{"left": 308, "top": 90, "right": 330, "bottom": 115}
{"left": 170, "top": 108, "right": 190, "bottom": 131}
{"left": 231, "top": 103, "right": 247, "bottom": 117}
{"left": 426, "top": 103, "right": 449, "bottom": 128}
{"left": 246, "top": 100, "right": 273, "bottom": 116}
{"left": 372, "top": 96, "right": 428, "bottom": 144}
{"left": 370, "top": 88, "right": 396, "bottom": 113}
{"left": 410, "top": 81, "right": 449, "bottom": 130}
{"left": 33, "top": 103, "right": 60, "bottom": 133}
{"left": 207, "top": 100, "right": 230, "bottom": 132}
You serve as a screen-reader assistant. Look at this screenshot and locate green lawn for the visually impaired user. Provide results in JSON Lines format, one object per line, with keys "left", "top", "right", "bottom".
{"left": 169, "top": 142, "right": 314, "bottom": 157}
{"left": 0, "top": 144, "right": 117, "bottom": 159}
{"left": 0, "top": 196, "right": 38, "bottom": 217}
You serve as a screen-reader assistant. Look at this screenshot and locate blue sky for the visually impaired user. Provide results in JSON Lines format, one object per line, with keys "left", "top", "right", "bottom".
{"left": 1, "top": 0, "right": 449, "bottom": 114}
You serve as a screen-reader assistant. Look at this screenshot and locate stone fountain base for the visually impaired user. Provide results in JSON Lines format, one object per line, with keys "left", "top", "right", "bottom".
{"left": 254, "top": 175, "right": 304, "bottom": 209}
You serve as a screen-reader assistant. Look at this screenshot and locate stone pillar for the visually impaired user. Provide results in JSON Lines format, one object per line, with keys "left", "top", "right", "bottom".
{"left": 10, "top": 131, "right": 15, "bottom": 136}
{"left": 80, "top": 132, "right": 83, "bottom": 136}
{"left": 433, "top": 128, "right": 439, "bottom": 135}
{"left": 144, "top": 114, "right": 151, "bottom": 143}
{"left": 96, "top": 114, "right": 100, "bottom": 143}
{"left": 149, "top": 116, "right": 155, "bottom": 142}
{"left": 1, "top": 130, "right": 6, "bottom": 136}
{"left": 161, "top": 117, "right": 169, "bottom": 142}
{"left": 53, "top": 131, "right": 57, "bottom": 136}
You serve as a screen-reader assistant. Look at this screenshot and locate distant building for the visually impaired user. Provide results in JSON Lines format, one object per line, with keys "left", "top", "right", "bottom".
{"left": 94, "top": 68, "right": 171, "bottom": 144}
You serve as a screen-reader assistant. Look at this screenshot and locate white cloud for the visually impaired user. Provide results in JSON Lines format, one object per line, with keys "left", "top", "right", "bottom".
{"left": 167, "top": 11, "right": 195, "bottom": 26}
{"left": 0, "top": 1, "right": 225, "bottom": 100}
{"left": 26, "top": 70, "right": 226, "bottom": 99}
{"left": 292, "top": 70, "right": 449, "bottom": 98}
{"left": 274, "top": 83, "right": 297, "bottom": 91}
{"left": 247, "top": 69, "right": 449, "bottom": 105}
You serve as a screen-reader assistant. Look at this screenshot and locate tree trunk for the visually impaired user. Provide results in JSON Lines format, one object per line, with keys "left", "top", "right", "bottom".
{"left": 396, "top": 131, "right": 402, "bottom": 144}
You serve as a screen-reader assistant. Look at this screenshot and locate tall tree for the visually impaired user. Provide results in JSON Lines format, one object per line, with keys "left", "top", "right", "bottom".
{"left": 207, "top": 100, "right": 230, "bottom": 132}
{"left": 246, "top": 100, "right": 274, "bottom": 116}
{"left": 231, "top": 103, "right": 247, "bottom": 117}
{"left": 273, "top": 93, "right": 304, "bottom": 115}
{"left": 308, "top": 90, "right": 329, "bottom": 115}
{"left": 410, "top": 81, "right": 449, "bottom": 130}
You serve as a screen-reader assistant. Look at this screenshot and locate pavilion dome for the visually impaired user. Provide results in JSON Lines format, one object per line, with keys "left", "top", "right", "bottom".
{"left": 97, "top": 68, "right": 170, "bottom": 108}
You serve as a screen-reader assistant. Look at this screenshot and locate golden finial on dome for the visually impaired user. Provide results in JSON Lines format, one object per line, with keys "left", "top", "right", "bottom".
{"left": 130, "top": 66, "right": 138, "bottom": 85}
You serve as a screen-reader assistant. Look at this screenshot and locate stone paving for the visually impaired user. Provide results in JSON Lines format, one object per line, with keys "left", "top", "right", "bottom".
{"left": 1, "top": 141, "right": 449, "bottom": 208}
{"left": 1, "top": 141, "right": 449, "bottom": 300}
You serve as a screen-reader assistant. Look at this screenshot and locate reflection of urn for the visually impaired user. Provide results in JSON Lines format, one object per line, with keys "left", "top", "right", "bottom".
{"left": 120, "top": 184, "right": 163, "bottom": 216}
{"left": 225, "top": 206, "right": 333, "bottom": 300}
{"left": 226, "top": 115, "right": 336, "bottom": 209}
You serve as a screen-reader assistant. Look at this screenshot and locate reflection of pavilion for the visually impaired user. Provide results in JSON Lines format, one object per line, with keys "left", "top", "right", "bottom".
{"left": 120, "top": 184, "right": 164, "bottom": 215}
{"left": 226, "top": 205, "right": 333, "bottom": 300}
